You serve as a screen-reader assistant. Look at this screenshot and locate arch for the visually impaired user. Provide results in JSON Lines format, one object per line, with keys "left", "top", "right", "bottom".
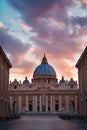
{"left": 13, "top": 101, "right": 17, "bottom": 114}
{"left": 69, "top": 101, "right": 75, "bottom": 112}
{"left": 29, "top": 104, "right": 33, "bottom": 111}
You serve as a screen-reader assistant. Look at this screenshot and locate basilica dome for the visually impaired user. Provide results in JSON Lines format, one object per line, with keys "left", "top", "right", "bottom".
{"left": 33, "top": 54, "right": 56, "bottom": 78}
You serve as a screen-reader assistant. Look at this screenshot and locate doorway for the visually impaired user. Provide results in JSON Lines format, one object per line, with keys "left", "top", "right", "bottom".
{"left": 55, "top": 104, "right": 59, "bottom": 111}
{"left": 13, "top": 101, "right": 17, "bottom": 114}
{"left": 29, "top": 104, "right": 33, "bottom": 111}
{"left": 69, "top": 101, "right": 75, "bottom": 112}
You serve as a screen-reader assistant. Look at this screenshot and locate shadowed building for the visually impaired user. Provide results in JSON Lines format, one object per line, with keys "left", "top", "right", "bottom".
{"left": 76, "top": 46, "right": 87, "bottom": 117}
{"left": 9, "top": 54, "right": 78, "bottom": 114}
{"left": 0, "top": 46, "right": 12, "bottom": 118}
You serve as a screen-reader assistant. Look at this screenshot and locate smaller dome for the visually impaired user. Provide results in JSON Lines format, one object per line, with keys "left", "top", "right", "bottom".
{"left": 59, "top": 76, "right": 65, "bottom": 83}
{"left": 23, "top": 77, "right": 30, "bottom": 85}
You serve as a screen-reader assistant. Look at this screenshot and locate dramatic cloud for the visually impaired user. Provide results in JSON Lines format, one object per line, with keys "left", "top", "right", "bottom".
{"left": 7, "top": 0, "right": 85, "bottom": 39}
{"left": 2, "top": 0, "right": 86, "bottom": 81}
{"left": 0, "top": 26, "right": 36, "bottom": 81}
{"left": 7, "top": 0, "right": 74, "bottom": 29}
{"left": 31, "top": 43, "right": 81, "bottom": 81}
{"left": 7, "top": 0, "right": 74, "bottom": 17}
{"left": 72, "top": 16, "right": 87, "bottom": 27}
{"left": 81, "top": 0, "right": 87, "bottom": 7}
{"left": 0, "top": 27, "right": 30, "bottom": 63}
{"left": 10, "top": 60, "right": 36, "bottom": 82}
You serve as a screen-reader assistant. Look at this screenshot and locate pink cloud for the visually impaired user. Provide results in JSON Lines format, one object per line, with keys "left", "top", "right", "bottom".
{"left": 4, "top": 0, "right": 87, "bottom": 81}
{"left": 10, "top": 60, "right": 36, "bottom": 82}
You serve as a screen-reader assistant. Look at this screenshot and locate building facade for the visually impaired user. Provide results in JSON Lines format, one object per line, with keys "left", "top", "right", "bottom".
{"left": 0, "top": 46, "right": 12, "bottom": 118}
{"left": 9, "top": 54, "right": 78, "bottom": 114}
{"left": 76, "top": 46, "right": 87, "bottom": 117}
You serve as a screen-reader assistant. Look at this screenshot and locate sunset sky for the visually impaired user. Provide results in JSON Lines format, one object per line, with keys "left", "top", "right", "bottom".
{"left": 0, "top": 0, "right": 87, "bottom": 82}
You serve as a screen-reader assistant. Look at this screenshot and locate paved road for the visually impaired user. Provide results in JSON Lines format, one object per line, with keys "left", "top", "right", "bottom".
{"left": 0, "top": 116, "right": 87, "bottom": 130}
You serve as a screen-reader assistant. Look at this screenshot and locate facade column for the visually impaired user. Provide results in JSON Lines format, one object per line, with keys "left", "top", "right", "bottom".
{"left": 10, "top": 96, "right": 13, "bottom": 112}
{"left": 50, "top": 95, "right": 52, "bottom": 112}
{"left": 26, "top": 96, "right": 28, "bottom": 111}
{"left": 19, "top": 96, "right": 21, "bottom": 112}
{"left": 75, "top": 95, "right": 78, "bottom": 112}
{"left": 52, "top": 95, "right": 55, "bottom": 112}
{"left": 40, "top": 95, "right": 42, "bottom": 112}
{"left": 59, "top": 95, "right": 62, "bottom": 111}
{"left": 33, "top": 95, "right": 35, "bottom": 112}
{"left": 46, "top": 95, "right": 48, "bottom": 112}
{"left": 35, "top": 95, "right": 37, "bottom": 112}
{"left": 66, "top": 95, "right": 69, "bottom": 112}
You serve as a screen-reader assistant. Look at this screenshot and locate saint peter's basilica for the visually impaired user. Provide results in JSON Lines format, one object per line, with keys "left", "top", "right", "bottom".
{"left": 9, "top": 54, "right": 78, "bottom": 114}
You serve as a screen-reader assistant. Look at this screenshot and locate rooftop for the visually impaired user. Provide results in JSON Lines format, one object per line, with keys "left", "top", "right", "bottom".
{"left": 76, "top": 46, "right": 87, "bottom": 68}
{"left": 0, "top": 45, "right": 12, "bottom": 68}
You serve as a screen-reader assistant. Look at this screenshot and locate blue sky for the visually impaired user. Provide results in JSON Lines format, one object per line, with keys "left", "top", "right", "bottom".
{"left": 0, "top": 0, "right": 87, "bottom": 82}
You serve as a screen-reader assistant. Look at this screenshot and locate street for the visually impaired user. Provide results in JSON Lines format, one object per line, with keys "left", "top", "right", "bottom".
{"left": 0, "top": 116, "right": 87, "bottom": 130}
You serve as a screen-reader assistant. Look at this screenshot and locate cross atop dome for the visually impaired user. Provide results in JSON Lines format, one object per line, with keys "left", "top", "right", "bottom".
{"left": 41, "top": 53, "right": 48, "bottom": 64}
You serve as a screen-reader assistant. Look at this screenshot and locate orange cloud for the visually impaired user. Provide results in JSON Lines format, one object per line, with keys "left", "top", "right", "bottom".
{"left": 82, "top": 0, "right": 87, "bottom": 4}
{"left": 10, "top": 60, "right": 36, "bottom": 82}
{"left": 0, "top": 22, "right": 3, "bottom": 28}
{"left": 47, "top": 54, "right": 78, "bottom": 81}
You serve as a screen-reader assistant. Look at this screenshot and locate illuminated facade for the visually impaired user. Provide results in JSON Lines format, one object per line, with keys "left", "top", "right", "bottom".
{"left": 9, "top": 54, "right": 78, "bottom": 114}
{"left": 76, "top": 46, "right": 87, "bottom": 117}
{"left": 0, "top": 46, "right": 12, "bottom": 118}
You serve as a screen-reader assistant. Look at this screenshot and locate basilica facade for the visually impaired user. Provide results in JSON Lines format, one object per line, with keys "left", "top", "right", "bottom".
{"left": 8, "top": 54, "right": 78, "bottom": 114}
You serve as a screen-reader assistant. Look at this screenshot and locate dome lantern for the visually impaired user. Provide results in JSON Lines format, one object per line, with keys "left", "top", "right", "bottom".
{"left": 41, "top": 53, "right": 48, "bottom": 64}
